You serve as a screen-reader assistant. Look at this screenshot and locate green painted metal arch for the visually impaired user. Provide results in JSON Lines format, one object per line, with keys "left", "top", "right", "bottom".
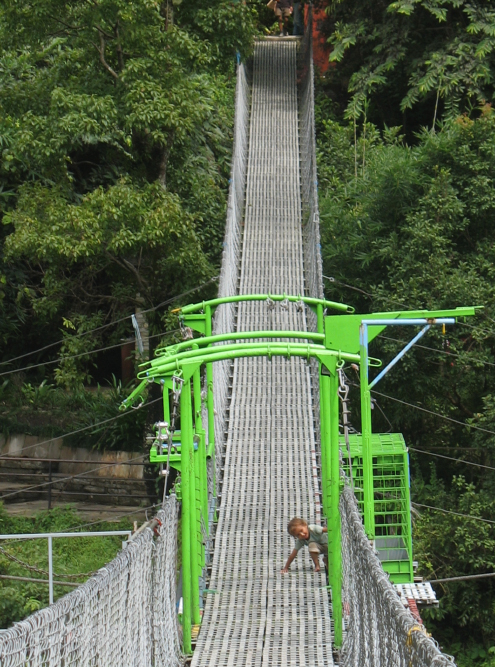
{"left": 177, "top": 293, "right": 354, "bottom": 315}
{"left": 139, "top": 343, "right": 361, "bottom": 379}
{"left": 121, "top": 341, "right": 370, "bottom": 410}
{"left": 152, "top": 330, "right": 325, "bottom": 360}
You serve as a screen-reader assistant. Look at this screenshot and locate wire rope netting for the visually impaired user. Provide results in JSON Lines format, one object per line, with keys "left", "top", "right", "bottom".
{"left": 299, "top": 11, "right": 324, "bottom": 307}
{"left": 209, "top": 59, "right": 251, "bottom": 500}
{"left": 340, "top": 486, "right": 455, "bottom": 666}
{"left": 298, "top": 9, "right": 324, "bottom": 475}
{"left": 0, "top": 497, "right": 182, "bottom": 667}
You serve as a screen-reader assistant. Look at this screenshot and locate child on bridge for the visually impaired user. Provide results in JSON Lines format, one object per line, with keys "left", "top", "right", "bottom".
{"left": 281, "top": 517, "right": 328, "bottom": 573}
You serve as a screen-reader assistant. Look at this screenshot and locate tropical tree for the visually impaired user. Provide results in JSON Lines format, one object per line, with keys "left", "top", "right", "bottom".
{"left": 325, "top": 0, "right": 495, "bottom": 131}
{"left": 0, "top": 0, "right": 257, "bottom": 381}
{"left": 316, "top": 105, "right": 495, "bottom": 659}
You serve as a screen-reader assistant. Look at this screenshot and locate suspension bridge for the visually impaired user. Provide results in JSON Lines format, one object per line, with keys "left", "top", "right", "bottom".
{"left": 0, "top": 18, "right": 479, "bottom": 667}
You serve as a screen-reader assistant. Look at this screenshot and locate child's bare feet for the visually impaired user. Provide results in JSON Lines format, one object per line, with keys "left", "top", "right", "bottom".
{"left": 314, "top": 565, "right": 320, "bottom": 573}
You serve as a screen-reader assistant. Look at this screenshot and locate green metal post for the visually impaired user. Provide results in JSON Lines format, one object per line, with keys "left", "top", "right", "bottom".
{"left": 329, "top": 368, "right": 342, "bottom": 647}
{"left": 163, "top": 380, "right": 171, "bottom": 423}
{"left": 193, "top": 362, "right": 208, "bottom": 564}
{"left": 180, "top": 379, "right": 202, "bottom": 632}
{"left": 359, "top": 324, "right": 375, "bottom": 538}
{"left": 319, "top": 369, "right": 331, "bottom": 516}
{"left": 204, "top": 304, "right": 217, "bottom": 507}
{"left": 180, "top": 381, "right": 193, "bottom": 654}
{"left": 316, "top": 303, "right": 324, "bottom": 335}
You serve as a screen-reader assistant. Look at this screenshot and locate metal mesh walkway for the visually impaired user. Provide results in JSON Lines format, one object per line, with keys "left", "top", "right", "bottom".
{"left": 192, "top": 41, "right": 334, "bottom": 667}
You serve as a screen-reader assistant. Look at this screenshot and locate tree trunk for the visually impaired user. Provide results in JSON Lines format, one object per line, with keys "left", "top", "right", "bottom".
{"left": 158, "top": 130, "right": 175, "bottom": 189}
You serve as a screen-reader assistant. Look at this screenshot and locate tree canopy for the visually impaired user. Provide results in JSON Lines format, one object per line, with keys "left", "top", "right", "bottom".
{"left": 0, "top": 0, "right": 257, "bottom": 384}
{"left": 316, "top": 66, "right": 495, "bottom": 667}
{"left": 324, "top": 0, "right": 495, "bottom": 132}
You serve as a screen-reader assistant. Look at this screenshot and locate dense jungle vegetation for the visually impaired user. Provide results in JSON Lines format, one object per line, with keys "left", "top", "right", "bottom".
{"left": 317, "top": 0, "right": 495, "bottom": 664}
{"left": 0, "top": 0, "right": 259, "bottom": 629}
{"left": 1, "top": 0, "right": 495, "bottom": 663}
{"left": 0, "top": 0, "right": 259, "bottom": 442}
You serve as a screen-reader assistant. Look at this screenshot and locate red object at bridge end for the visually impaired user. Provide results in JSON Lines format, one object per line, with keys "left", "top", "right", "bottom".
{"left": 305, "top": 2, "right": 332, "bottom": 75}
{"left": 406, "top": 598, "right": 424, "bottom": 624}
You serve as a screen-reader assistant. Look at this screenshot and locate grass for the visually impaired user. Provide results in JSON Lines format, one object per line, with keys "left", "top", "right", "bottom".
{"left": 0, "top": 503, "right": 133, "bottom": 628}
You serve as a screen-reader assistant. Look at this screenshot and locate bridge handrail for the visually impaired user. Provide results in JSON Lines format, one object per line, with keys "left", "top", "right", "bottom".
{"left": 152, "top": 330, "right": 325, "bottom": 360}
{"left": 139, "top": 342, "right": 365, "bottom": 377}
{"left": 177, "top": 293, "right": 354, "bottom": 315}
{"left": 122, "top": 341, "right": 379, "bottom": 410}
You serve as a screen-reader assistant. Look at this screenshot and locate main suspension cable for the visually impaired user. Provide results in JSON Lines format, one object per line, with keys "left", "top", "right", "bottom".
{"left": 371, "top": 390, "right": 495, "bottom": 436}
{"left": 0, "top": 275, "right": 219, "bottom": 369}
{"left": 409, "top": 446, "right": 495, "bottom": 472}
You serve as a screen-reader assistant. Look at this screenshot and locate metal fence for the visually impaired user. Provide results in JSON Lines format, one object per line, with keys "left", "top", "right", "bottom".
{"left": 0, "top": 530, "right": 131, "bottom": 606}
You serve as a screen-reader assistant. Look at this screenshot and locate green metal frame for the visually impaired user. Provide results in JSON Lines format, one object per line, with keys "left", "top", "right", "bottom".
{"left": 325, "top": 306, "right": 479, "bottom": 538}
{"left": 340, "top": 433, "right": 413, "bottom": 583}
{"left": 121, "top": 295, "right": 480, "bottom": 652}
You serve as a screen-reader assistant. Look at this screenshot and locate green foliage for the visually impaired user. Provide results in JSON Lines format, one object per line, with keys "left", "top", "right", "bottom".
{"left": 317, "top": 106, "right": 495, "bottom": 658}
{"left": 54, "top": 313, "right": 105, "bottom": 389}
{"left": 0, "top": 503, "right": 132, "bottom": 628}
{"left": 325, "top": 0, "right": 495, "bottom": 129}
{"left": 413, "top": 473, "right": 495, "bottom": 659}
{"left": 178, "top": 0, "right": 258, "bottom": 68}
{"left": 4, "top": 177, "right": 212, "bottom": 321}
{"left": 0, "top": 0, "right": 252, "bottom": 384}
{"left": 21, "top": 380, "right": 55, "bottom": 407}
{"left": 0, "top": 378, "right": 146, "bottom": 451}
{"left": 65, "top": 376, "right": 148, "bottom": 451}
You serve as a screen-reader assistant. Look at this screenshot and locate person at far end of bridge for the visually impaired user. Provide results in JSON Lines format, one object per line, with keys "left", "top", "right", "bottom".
{"left": 281, "top": 517, "right": 328, "bottom": 573}
{"left": 274, "top": 0, "right": 293, "bottom": 36}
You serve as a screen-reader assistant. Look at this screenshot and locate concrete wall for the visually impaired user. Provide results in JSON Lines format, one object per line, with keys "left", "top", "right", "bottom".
{"left": 0, "top": 434, "right": 143, "bottom": 479}
{"left": 0, "top": 434, "right": 152, "bottom": 507}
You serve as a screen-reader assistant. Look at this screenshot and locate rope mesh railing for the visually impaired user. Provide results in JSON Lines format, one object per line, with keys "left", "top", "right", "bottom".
{"left": 152, "top": 501, "right": 183, "bottom": 667}
{"left": 210, "top": 60, "right": 251, "bottom": 497}
{"left": 340, "top": 486, "right": 455, "bottom": 666}
{"left": 299, "top": 10, "right": 324, "bottom": 306}
{"left": 0, "top": 497, "right": 182, "bottom": 667}
{"left": 299, "top": 8, "right": 324, "bottom": 481}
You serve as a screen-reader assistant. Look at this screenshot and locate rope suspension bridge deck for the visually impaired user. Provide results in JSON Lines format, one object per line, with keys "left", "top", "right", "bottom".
{"left": 191, "top": 39, "right": 334, "bottom": 667}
